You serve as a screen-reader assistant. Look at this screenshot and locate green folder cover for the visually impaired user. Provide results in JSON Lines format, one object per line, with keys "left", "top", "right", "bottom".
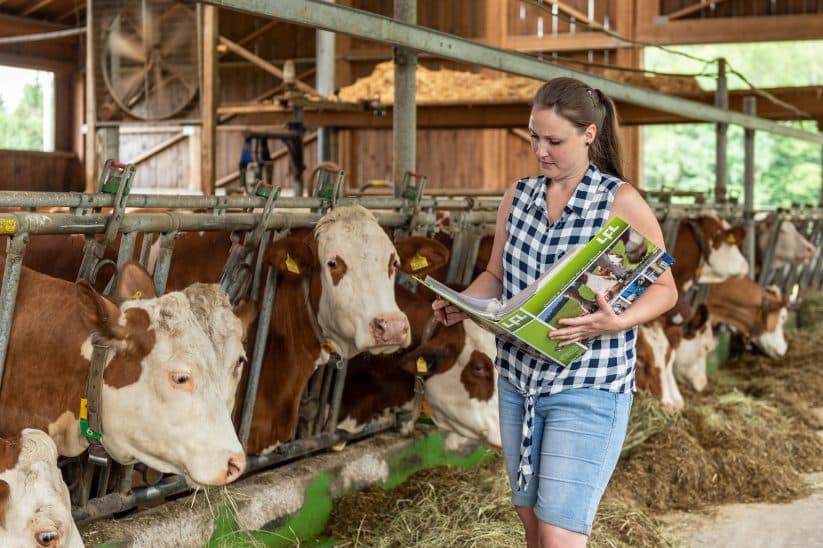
{"left": 416, "top": 216, "right": 675, "bottom": 366}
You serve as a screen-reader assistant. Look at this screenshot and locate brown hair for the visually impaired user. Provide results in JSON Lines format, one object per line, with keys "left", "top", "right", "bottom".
{"left": 533, "top": 77, "right": 625, "bottom": 181}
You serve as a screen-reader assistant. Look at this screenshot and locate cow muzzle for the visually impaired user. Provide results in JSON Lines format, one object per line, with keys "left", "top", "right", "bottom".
{"left": 209, "top": 451, "right": 247, "bottom": 485}
{"left": 369, "top": 314, "right": 411, "bottom": 347}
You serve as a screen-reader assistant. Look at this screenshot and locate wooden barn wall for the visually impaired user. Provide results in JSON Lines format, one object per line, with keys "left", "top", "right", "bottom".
{"left": 117, "top": 128, "right": 192, "bottom": 191}
{"left": 0, "top": 150, "right": 82, "bottom": 192}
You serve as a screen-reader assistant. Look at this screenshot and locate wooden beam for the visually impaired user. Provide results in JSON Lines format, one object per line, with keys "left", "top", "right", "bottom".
{"left": 128, "top": 133, "right": 188, "bottom": 166}
{"left": 0, "top": 51, "right": 74, "bottom": 72}
{"left": 57, "top": 2, "right": 85, "bottom": 22}
{"left": 21, "top": 0, "right": 57, "bottom": 18}
{"left": 505, "top": 32, "right": 625, "bottom": 52}
{"left": 218, "top": 35, "right": 319, "bottom": 96}
{"left": 201, "top": 5, "right": 218, "bottom": 195}
{"left": 218, "top": 86, "right": 823, "bottom": 129}
{"left": 659, "top": 0, "right": 728, "bottom": 22}
{"left": 218, "top": 19, "right": 280, "bottom": 58}
{"left": 637, "top": 14, "right": 823, "bottom": 45}
{"left": 218, "top": 67, "right": 316, "bottom": 124}
{"left": 0, "top": 12, "right": 70, "bottom": 33}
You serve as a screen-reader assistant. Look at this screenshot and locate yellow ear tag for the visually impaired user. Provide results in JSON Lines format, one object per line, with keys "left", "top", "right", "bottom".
{"left": 285, "top": 253, "right": 301, "bottom": 274}
{"left": 79, "top": 398, "right": 89, "bottom": 420}
{"left": 695, "top": 266, "right": 703, "bottom": 277}
{"left": 410, "top": 253, "right": 429, "bottom": 271}
{"left": 131, "top": 291, "right": 142, "bottom": 300}
{"left": 321, "top": 341, "right": 336, "bottom": 354}
{"left": 416, "top": 356, "right": 428, "bottom": 374}
{"left": 726, "top": 234, "right": 736, "bottom": 245}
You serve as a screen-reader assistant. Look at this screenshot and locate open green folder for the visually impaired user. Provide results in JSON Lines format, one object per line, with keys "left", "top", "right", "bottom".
{"left": 416, "top": 216, "right": 674, "bottom": 366}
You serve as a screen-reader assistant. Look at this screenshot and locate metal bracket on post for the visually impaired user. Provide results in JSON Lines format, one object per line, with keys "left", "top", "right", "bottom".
{"left": 77, "top": 160, "right": 135, "bottom": 285}
{"left": 400, "top": 171, "right": 427, "bottom": 235}
{"left": 218, "top": 182, "right": 281, "bottom": 305}
{"left": 312, "top": 165, "right": 344, "bottom": 213}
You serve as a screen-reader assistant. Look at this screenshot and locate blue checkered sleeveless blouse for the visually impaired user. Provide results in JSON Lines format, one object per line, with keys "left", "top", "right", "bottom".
{"left": 497, "top": 163, "right": 636, "bottom": 491}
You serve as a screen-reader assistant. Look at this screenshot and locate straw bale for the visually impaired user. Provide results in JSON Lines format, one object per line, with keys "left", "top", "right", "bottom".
{"left": 336, "top": 62, "right": 704, "bottom": 106}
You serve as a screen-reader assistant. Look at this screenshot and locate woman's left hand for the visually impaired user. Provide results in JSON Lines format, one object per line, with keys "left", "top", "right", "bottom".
{"left": 548, "top": 293, "right": 626, "bottom": 347}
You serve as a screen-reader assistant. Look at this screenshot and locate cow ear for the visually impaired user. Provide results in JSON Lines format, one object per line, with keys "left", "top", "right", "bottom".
{"left": 265, "top": 237, "right": 314, "bottom": 281}
{"left": 728, "top": 225, "right": 746, "bottom": 244}
{"left": 395, "top": 236, "right": 450, "bottom": 275}
{"left": 77, "top": 281, "right": 128, "bottom": 341}
{"left": 0, "top": 479, "right": 8, "bottom": 528}
{"left": 233, "top": 299, "right": 258, "bottom": 337}
{"left": 115, "top": 262, "right": 157, "bottom": 300}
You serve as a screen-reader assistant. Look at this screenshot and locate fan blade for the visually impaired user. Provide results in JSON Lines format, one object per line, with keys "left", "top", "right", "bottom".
{"left": 159, "top": 25, "right": 194, "bottom": 57}
{"left": 108, "top": 30, "right": 145, "bottom": 63}
{"left": 116, "top": 65, "right": 151, "bottom": 108}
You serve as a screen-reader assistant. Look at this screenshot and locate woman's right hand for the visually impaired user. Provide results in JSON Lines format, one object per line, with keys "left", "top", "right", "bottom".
{"left": 432, "top": 296, "right": 468, "bottom": 326}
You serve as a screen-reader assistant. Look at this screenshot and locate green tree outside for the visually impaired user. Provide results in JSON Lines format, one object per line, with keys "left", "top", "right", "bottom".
{"left": 0, "top": 79, "right": 44, "bottom": 151}
{"left": 642, "top": 41, "right": 823, "bottom": 207}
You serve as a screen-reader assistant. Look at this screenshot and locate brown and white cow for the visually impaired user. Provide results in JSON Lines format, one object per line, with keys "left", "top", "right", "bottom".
{"left": 707, "top": 275, "right": 789, "bottom": 359}
{"left": 162, "top": 205, "right": 448, "bottom": 454}
{"left": 666, "top": 296, "right": 715, "bottom": 392}
{"left": 338, "top": 317, "right": 500, "bottom": 452}
{"left": 635, "top": 320, "right": 685, "bottom": 410}
{"left": 671, "top": 214, "right": 749, "bottom": 291}
{"left": 0, "top": 262, "right": 254, "bottom": 487}
{"left": 0, "top": 429, "right": 83, "bottom": 548}
{"left": 755, "top": 212, "right": 817, "bottom": 269}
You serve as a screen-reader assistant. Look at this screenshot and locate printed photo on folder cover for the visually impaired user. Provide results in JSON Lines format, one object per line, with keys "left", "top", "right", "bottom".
{"left": 416, "top": 216, "right": 675, "bottom": 367}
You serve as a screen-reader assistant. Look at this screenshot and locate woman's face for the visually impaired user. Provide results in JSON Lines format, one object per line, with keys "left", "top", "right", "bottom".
{"left": 528, "top": 106, "right": 595, "bottom": 182}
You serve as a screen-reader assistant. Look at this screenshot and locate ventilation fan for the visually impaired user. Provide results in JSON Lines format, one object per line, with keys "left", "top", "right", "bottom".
{"left": 99, "top": 0, "right": 198, "bottom": 121}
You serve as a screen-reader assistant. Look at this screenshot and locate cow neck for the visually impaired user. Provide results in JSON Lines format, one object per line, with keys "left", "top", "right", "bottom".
{"left": 685, "top": 220, "right": 709, "bottom": 270}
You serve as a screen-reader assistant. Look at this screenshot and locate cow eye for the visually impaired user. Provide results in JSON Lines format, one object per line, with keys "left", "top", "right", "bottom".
{"left": 236, "top": 356, "right": 248, "bottom": 372}
{"left": 393, "top": 258, "right": 401, "bottom": 269}
{"left": 168, "top": 371, "right": 194, "bottom": 390}
{"left": 35, "top": 529, "right": 60, "bottom": 547}
{"left": 327, "top": 259, "right": 337, "bottom": 268}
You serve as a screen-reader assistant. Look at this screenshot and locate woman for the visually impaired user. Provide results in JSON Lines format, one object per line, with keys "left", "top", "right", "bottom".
{"left": 433, "top": 77, "right": 677, "bottom": 547}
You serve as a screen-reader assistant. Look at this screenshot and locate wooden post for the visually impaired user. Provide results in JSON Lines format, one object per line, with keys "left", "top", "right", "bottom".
{"left": 84, "top": 0, "right": 96, "bottom": 191}
{"left": 188, "top": 126, "right": 202, "bottom": 193}
{"left": 481, "top": 0, "right": 508, "bottom": 190}
{"left": 201, "top": 4, "right": 218, "bottom": 195}
{"left": 614, "top": 0, "right": 642, "bottom": 187}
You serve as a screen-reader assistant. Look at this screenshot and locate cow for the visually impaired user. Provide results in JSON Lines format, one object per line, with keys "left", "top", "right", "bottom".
{"left": 671, "top": 214, "right": 749, "bottom": 291}
{"left": 338, "top": 317, "right": 500, "bottom": 452}
{"left": 0, "top": 262, "right": 255, "bottom": 487}
{"left": 755, "top": 212, "right": 817, "bottom": 269}
{"left": 0, "top": 429, "right": 83, "bottom": 548}
{"left": 666, "top": 296, "right": 715, "bottom": 392}
{"left": 707, "top": 275, "right": 789, "bottom": 359}
{"left": 161, "top": 205, "right": 449, "bottom": 455}
{"left": 0, "top": 233, "right": 119, "bottom": 292}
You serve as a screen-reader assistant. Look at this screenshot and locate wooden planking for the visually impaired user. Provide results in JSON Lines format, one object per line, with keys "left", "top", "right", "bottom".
{"left": 119, "top": 128, "right": 189, "bottom": 190}
{"left": 0, "top": 150, "right": 82, "bottom": 191}
{"left": 637, "top": 14, "right": 823, "bottom": 44}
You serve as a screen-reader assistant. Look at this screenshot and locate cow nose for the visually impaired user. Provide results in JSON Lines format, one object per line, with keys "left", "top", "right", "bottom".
{"left": 225, "top": 452, "right": 246, "bottom": 484}
{"left": 370, "top": 315, "right": 410, "bottom": 344}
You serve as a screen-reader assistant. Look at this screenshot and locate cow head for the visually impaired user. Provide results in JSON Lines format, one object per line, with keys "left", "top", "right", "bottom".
{"left": 414, "top": 321, "right": 501, "bottom": 449}
{"left": 266, "top": 206, "right": 449, "bottom": 358}
{"left": 78, "top": 263, "right": 255, "bottom": 487}
{"left": 0, "top": 429, "right": 83, "bottom": 548}
{"left": 670, "top": 303, "right": 715, "bottom": 392}
{"left": 698, "top": 216, "right": 749, "bottom": 283}
{"left": 750, "top": 286, "right": 788, "bottom": 359}
{"left": 636, "top": 321, "right": 685, "bottom": 410}
{"left": 757, "top": 214, "right": 816, "bottom": 269}
{"left": 707, "top": 277, "right": 788, "bottom": 360}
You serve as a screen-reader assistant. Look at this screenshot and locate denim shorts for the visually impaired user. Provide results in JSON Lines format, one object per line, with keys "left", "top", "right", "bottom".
{"left": 498, "top": 377, "right": 632, "bottom": 535}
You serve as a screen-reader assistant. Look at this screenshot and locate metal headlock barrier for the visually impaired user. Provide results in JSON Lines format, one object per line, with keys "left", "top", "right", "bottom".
{"left": 2, "top": 177, "right": 822, "bottom": 522}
